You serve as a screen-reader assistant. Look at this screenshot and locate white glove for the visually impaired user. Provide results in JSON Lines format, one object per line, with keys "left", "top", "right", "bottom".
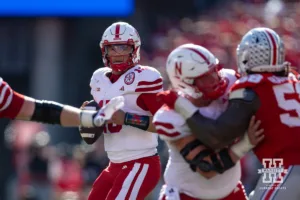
{"left": 93, "top": 96, "right": 125, "bottom": 127}
{"left": 230, "top": 132, "right": 254, "bottom": 158}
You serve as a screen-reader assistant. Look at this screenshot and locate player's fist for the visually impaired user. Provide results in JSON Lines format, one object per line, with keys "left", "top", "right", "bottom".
{"left": 157, "top": 90, "right": 179, "bottom": 109}
{"left": 93, "top": 96, "right": 125, "bottom": 126}
{"left": 107, "top": 109, "right": 125, "bottom": 125}
{"left": 79, "top": 100, "right": 104, "bottom": 144}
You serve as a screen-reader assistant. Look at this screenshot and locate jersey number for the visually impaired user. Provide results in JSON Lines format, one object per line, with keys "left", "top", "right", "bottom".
{"left": 99, "top": 100, "right": 122, "bottom": 133}
{"left": 273, "top": 82, "right": 300, "bottom": 127}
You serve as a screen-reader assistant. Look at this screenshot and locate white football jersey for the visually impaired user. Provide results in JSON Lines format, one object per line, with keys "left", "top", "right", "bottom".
{"left": 90, "top": 65, "right": 162, "bottom": 163}
{"left": 153, "top": 69, "right": 242, "bottom": 199}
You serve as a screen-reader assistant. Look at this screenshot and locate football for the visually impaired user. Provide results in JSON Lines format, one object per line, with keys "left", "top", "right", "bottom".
{"left": 79, "top": 100, "right": 104, "bottom": 144}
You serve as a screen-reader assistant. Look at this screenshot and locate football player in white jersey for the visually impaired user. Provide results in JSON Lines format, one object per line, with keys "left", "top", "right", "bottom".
{"left": 153, "top": 44, "right": 264, "bottom": 200}
{"left": 84, "top": 22, "right": 163, "bottom": 200}
{"left": 0, "top": 77, "right": 116, "bottom": 127}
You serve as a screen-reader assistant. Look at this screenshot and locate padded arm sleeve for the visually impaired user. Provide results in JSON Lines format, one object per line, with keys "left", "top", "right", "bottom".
{"left": 186, "top": 88, "right": 261, "bottom": 149}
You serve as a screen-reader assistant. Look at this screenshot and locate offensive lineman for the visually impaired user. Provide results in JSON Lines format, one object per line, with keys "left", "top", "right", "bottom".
{"left": 160, "top": 28, "right": 300, "bottom": 199}
{"left": 153, "top": 44, "right": 264, "bottom": 200}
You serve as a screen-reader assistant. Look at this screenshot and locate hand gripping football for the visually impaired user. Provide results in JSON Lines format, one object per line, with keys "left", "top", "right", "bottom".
{"left": 79, "top": 100, "right": 104, "bottom": 145}
{"left": 93, "top": 96, "right": 125, "bottom": 126}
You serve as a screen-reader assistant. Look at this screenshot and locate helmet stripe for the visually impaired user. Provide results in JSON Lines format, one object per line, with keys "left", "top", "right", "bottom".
{"left": 265, "top": 30, "right": 278, "bottom": 65}
{"left": 184, "top": 47, "right": 210, "bottom": 65}
{"left": 114, "top": 24, "right": 120, "bottom": 39}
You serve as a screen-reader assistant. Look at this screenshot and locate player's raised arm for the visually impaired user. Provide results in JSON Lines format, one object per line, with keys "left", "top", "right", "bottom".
{"left": 173, "top": 88, "right": 261, "bottom": 149}
{"left": 15, "top": 96, "right": 96, "bottom": 127}
{"left": 0, "top": 77, "right": 116, "bottom": 128}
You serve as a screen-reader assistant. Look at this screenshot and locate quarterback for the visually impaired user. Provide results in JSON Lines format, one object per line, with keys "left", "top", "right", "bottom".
{"left": 85, "top": 22, "right": 163, "bottom": 200}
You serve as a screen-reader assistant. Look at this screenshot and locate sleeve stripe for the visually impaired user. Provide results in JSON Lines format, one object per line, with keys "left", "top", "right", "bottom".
{"left": 154, "top": 121, "right": 174, "bottom": 129}
{"left": 135, "top": 84, "right": 163, "bottom": 92}
{"left": 156, "top": 128, "right": 180, "bottom": 137}
{"left": 136, "top": 82, "right": 162, "bottom": 89}
{"left": 0, "top": 83, "right": 9, "bottom": 104}
{"left": 137, "top": 78, "right": 162, "bottom": 86}
{"left": 0, "top": 89, "right": 13, "bottom": 111}
{"left": 0, "top": 83, "right": 13, "bottom": 111}
{"left": 155, "top": 125, "right": 177, "bottom": 133}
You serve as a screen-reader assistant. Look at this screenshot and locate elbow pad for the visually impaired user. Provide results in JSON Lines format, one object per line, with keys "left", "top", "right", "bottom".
{"left": 31, "top": 100, "right": 64, "bottom": 124}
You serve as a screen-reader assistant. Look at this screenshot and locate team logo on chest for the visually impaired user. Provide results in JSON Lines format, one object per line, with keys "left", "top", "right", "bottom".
{"left": 124, "top": 72, "right": 135, "bottom": 85}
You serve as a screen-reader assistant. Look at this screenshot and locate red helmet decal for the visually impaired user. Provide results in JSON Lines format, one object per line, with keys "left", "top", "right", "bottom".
{"left": 113, "top": 24, "right": 121, "bottom": 40}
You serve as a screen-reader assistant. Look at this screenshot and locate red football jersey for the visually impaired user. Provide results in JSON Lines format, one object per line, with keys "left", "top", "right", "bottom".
{"left": 0, "top": 78, "right": 24, "bottom": 119}
{"left": 231, "top": 73, "right": 300, "bottom": 167}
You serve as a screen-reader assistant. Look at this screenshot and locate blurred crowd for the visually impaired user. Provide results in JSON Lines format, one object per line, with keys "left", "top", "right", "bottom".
{"left": 5, "top": 120, "right": 110, "bottom": 200}
{"left": 143, "top": 1, "right": 300, "bottom": 87}
{"left": 5, "top": 0, "right": 300, "bottom": 200}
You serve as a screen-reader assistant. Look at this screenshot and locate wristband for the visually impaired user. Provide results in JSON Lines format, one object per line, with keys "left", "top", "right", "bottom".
{"left": 230, "top": 132, "right": 254, "bottom": 158}
{"left": 80, "top": 110, "right": 97, "bottom": 127}
{"left": 124, "top": 113, "right": 149, "bottom": 131}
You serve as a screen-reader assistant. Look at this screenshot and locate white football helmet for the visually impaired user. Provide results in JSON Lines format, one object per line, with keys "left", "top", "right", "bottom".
{"left": 100, "top": 22, "right": 141, "bottom": 73}
{"left": 166, "top": 44, "right": 228, "bottom": 99}
{"left": 237, "top": 27, "right": 286, "bottom": 74}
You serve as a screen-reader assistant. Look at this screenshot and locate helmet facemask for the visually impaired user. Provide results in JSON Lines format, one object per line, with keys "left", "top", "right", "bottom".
{"left": 103, "top": 44, "right": 135, "bottom": 74}
{"left": 177, "top": 65, "right": 228, "bottom": 106}
{"left": 193, "top": 66, "right": 227, "bottom": 100}
{"left": 194, "top": 67, "right": 225, "bottom": 100}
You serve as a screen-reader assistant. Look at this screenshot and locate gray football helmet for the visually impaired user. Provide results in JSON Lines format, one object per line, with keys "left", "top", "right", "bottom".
{"left": 237, "top": 27, "right": 286, "bottom": 74}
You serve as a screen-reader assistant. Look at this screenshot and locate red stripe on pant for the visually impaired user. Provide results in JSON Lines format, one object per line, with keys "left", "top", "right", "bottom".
{"left": 88, "top": 155, "right": 160, "bottom": 200}
{"left": 262, "top": 171, "right": 288, "bottom": 200}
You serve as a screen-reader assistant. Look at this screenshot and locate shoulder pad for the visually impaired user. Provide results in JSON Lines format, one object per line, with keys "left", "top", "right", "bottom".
{"left": 153, "top": 105, "right": 191, "bottom": 141}
{"left": 134, "top": 65, "right": 163, "bottom": 93}
{"left": 90, "top": 67, "right": 111, "bottom": 96}
{"left": 92, "top": 67, "right": 111, "bottom": 76}
{"left": 90, "top": 67, "right": 111, "bottom": 85}
{"left": 220, "top": 68, "right": 239, "bottom": 80}
{"left": 220, "top": 68, "right": 240, "bottom": 88}
{"left": 229, "top": 88, "right": 257, "bottom": 102}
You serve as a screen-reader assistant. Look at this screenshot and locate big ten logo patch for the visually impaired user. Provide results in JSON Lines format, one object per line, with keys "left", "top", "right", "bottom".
{"left": 258, "top": 158, "right": 288, "bottom": 184}
{"left": 124, "top": 72, "right": 135, "bottom": 85}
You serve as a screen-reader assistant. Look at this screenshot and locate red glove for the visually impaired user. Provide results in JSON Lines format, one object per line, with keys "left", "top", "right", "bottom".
{"left": 156, "top": 90, "right": 180, "bottom": 109}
